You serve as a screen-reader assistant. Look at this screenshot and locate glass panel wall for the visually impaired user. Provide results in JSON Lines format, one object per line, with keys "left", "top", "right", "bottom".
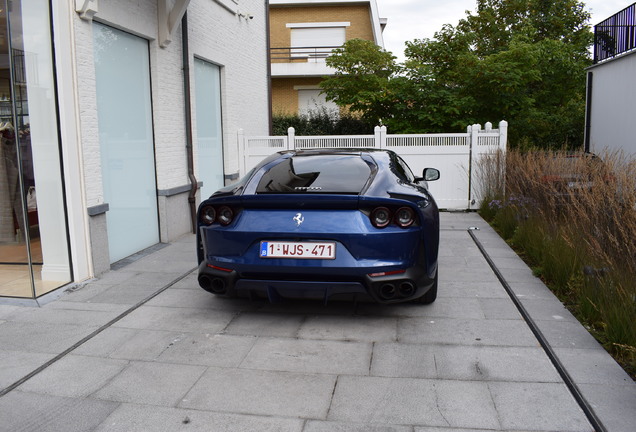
{"left": 194, "top": 58, "right": 224, "bottom": 199}
{"left": 94, "top": 23, "right": 159, "bottom": 263}
{"left": 0, "top": 0, "right": 72, "bottom": 298}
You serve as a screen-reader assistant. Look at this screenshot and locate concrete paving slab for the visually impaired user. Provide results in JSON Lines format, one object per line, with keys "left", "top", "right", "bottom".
{"left": 298, "top": 314, "right": 398, "bottom": 342}
{"left": 414, "top": 429, "right": 532, "bottom": 432}
{"left": 533, "top": 319, "right": 607, "bottom": 350}
{"left": 371, "top": 343, "right": 561, "bottom": 382}
{"left": 438, "top": 281, "right": 510, "bottom": 299}
{"left": 554, "top": 347, "right": 634, "bottom": 385}
{"left": 0, "top": 321, "right": 98, "bottom": 354}
{"left": 438, "top": 266, "right": 499, "bottom": 283}
{"left": 488, "top": 381, "right": 594, "bottom": 431}
{"left": 146, "top": 287, "right": 258, "bottom": 311}
{"left": 477, "top": 297, "right": 523, "bottom": 320}
{"left": 517, "top": 298, "right": 580, "bottom": 322}
{"left": 4, "top": 305, "right": 121, "bottom": 327}
{"left": 17, "top": 354, "right": 128, "bottom": 398}
{"left": 107, "top": 329, "right": 190, "bottom": 361}
{"left": 85, "top": 284, "right": 167, "bottom": 305}
{"left": 93, "top": 404, "right": 304, "bottom": 432}
{"left": 43, "top": 301, "right": 129, "bottom": 313}
{"left": 0, "top": 350, "right": 55, "bottom": 389}
{"left": 240, "top": 338, "right": 372, "bottom": 375}
{"left": 166, "top": 272, "right": 200, "bottom": 290}
{"left": 305, "top": 421, "right": 411, "bottom": 432}
{"left": 398, "top": 317, "right": 540, "bottom": 347}
{"left": 329, "top": 376, "right": 500, "bottom": 429}
{"left": 0, "top": 305, "right": 23, "bottom": 319}
{"left": 180, "top": 367, "right": 336, "bottom": 419}
{"left": 577, "top": 383, "right": 636, "bottom": 432}
{"left": 497, "top": 266, "right": 542, "bottom": 283}
{"left": 93, "top": 361, "right": 206, "bottom": 407}
{"left": 72, "top": 327, "right": 142, "bottom": 358}
{"left": 508, "top": 281, "right": 561, "bottom": 300}
{"left": 156, "top": 333, "right": 256, "bottom": 367}
{"left": 356, "top": 297, "right": 485, "bottom": 319}
{"left": 111, "top": 305, "right": 236, "bottom": 333}
{"left": 0, "top": 390, "right": 118, "bottom": 432}
{"left": 223, "top": 311, "right": 306, "bottom": 337}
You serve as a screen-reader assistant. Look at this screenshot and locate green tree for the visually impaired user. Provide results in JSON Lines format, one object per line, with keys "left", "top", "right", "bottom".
{"left": 320, "top": 0, "right": 593, "bottom": 148}
{"left": 321, "top": 39, "right": 399, "bottom": 126}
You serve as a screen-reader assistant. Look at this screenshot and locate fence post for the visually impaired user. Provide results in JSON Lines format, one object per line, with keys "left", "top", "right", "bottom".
{"left": 499, "top": 120, "right": 508, "bottom": 199}
{"left": 237, "top": 128, "right": 246, "bottom": 176}
{"left": 485, "top": 122, "right": 492, "bottom": 132}
{"left": 380, "top": 125, "right": 387, "bottom": 149}
{"left": 498, "top": 120, "right": 508, "bottom": 151}
{"left": 374, "top": 125, "right": 387, "bottom": 149}
{"left": 287, "top": 127, "right": 295, "bottom": 150}
{"left": 468, "top": 124, "right": 481, "bottom": 209}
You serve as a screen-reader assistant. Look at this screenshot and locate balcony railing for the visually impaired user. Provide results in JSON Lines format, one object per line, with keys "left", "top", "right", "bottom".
{"left": 270, "top": 46, "right": 341, "bottom": 63}
{"left": 594, "top": 2, "right": 636, "bottom": 63}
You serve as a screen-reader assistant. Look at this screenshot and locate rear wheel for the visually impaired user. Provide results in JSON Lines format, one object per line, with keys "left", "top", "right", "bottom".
{"left": 415, "top": 270, "right": 438, "bottom": 304}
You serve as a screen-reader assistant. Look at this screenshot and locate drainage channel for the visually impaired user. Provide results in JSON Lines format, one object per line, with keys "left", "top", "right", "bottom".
{"left": 468, "top": 228, "right": 606, "bottom": 432}
{"left": 0, "top": 267, "right": 197, "bottom": 398}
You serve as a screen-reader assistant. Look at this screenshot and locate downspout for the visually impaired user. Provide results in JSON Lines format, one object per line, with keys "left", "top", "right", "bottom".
{"left": 266, "top": 0, "right": 273, "bottom": 134}
{"left": 182, "top": 11, "right": 198, "bottom": 233}
{"left": 584, "top": 71, "right": 593, "bottom": 153}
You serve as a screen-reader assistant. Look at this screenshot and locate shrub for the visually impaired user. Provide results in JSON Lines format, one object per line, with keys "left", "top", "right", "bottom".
{"left": 272, "top": 108, "right": 372, "bottom": 136}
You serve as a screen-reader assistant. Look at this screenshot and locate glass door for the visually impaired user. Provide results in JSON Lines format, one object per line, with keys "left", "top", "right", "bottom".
{"left": 194, "top": 58, "right": 224, "bottom": 199}
{"left": 0, "top": 0, "right": 72, "bottom": 298}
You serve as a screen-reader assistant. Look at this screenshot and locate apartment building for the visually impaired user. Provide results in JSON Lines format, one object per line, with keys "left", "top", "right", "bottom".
{"left": 269, "top": 0, "right": 386, "bottom": 116}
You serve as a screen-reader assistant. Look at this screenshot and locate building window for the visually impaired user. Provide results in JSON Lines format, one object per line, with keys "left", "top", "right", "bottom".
{"left": 296, "top": 87, "right": 339, "bottom": 117}
{"left": 288, "top": 23, "right": 349, "bottom": 61}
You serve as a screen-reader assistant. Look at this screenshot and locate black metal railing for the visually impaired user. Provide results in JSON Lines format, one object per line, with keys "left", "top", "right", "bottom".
{"left": 270, "top": 46, "right": 341, "bottom": 62}
{"left": 594, "top": 2, "right": 636, "bottom": 63}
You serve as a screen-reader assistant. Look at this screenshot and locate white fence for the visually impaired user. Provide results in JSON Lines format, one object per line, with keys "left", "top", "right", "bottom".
{"left": 237, "top": 121, "right": 507, "bottom": 210}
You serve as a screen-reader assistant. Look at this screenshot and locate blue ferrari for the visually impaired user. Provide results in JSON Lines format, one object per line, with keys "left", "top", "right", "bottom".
{"left": 196, "top": 148, "right": 440, "bottom": 304}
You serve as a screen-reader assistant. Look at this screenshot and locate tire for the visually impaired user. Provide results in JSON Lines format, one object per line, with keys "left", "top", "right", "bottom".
{"left": 416, "top": 270, "right": 438, "bottom": 304}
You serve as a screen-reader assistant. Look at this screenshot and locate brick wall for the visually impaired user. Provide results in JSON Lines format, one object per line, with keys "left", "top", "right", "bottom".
{"left": 272, "top": 77, "right": 323, "bottom": 115}
{"left": 270, "top": 4, "right": 375, "bottom": 48}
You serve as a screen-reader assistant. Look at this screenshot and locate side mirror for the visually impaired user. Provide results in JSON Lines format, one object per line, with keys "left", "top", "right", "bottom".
{"left": 423, "top": 168, "right": 440, "bottom": 181}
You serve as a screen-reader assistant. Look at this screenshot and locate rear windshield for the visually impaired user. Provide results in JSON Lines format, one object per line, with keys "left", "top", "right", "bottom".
{"left": 256, "top": 154, "right": 372, "bottom": 194}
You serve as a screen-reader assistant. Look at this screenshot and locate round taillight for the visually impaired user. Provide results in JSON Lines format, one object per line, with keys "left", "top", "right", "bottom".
{"left": 371, "top": 207, "right": 391, "bottom": 228}
{"left": 395, "top": 206, "right": 415, "bottom": 228}
{"left": 200, "top": 205, "right": 216, "bottom": 225}
{"left": 217, "top": 206, "right": 234, "bottom": 226}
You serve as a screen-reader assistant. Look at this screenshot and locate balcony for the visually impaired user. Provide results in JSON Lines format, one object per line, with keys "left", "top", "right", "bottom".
{"left": 270, "top": 46, "right": 340, "bottom": 77}
{"left": 594, "top": 2, "right": 636, "bottom": 63}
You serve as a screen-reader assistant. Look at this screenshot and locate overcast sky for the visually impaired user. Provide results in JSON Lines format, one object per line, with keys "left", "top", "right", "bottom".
{"left": 377, "top": 0, "right": 633, "bottom": 61}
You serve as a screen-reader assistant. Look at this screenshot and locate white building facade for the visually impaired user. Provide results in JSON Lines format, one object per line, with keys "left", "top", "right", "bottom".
{"left": 585, "top": 3, "right": 636, "bottom": 157}
{"left": 0, "top": 0, "right": 270, "bottom": 301}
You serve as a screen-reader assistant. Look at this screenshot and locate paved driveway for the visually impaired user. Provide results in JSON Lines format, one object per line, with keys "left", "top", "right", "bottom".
{"left": 0, "top": 213, "right": 633, "bottom": 431}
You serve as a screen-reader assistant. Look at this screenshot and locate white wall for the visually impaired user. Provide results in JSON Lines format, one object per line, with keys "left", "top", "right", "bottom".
{"left": 188, "top": 0, "right": 270, "bottom": 179}
{"left": 58, "top": 0, "right": 270, "bottom": 279}
{"left": 73, "top": 0, "right": 269, "bottom": 201}
{"left": 588, "top": 52, "right": 636, "bottom": 158}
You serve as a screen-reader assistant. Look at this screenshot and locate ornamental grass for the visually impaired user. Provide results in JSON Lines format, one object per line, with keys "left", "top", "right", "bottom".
{"left": 477, "top": 149, "right": 636, "bottom": 377}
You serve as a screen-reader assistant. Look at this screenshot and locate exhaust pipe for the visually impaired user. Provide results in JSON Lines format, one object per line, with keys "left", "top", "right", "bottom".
{"left": 399, "top": 281, "right": 416, "bottom": 298}
{"left": 199, "top": 275, "right": 227, "bottom": 294}
{"left": 379, "top": 284, "right": 397, "bottom": 300}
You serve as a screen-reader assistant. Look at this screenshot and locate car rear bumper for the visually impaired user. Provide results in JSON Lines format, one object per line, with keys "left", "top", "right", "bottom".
{"left": 197, "top": 261, "right": 436, "bottom": 304}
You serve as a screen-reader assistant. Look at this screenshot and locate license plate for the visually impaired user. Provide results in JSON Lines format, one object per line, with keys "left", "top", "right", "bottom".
{"left": 260, "top": 241, "right": 336, "bottom": 259}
